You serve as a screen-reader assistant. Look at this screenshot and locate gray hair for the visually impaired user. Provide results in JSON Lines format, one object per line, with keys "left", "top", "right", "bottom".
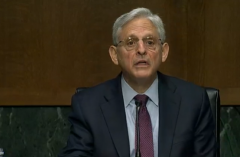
{"left": 112, "top": 8, "right": 166, "bottom": 45}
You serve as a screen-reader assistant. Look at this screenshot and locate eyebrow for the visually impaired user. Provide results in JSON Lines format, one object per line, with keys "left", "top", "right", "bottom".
{"left": 125, "top": 34, "right": 155, "bottom": 39}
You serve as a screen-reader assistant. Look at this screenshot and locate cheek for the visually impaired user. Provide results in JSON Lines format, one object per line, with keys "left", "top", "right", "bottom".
{"left": 119, "top": 52, "right": 134, "bottom": 66}
{"left": 149, "top": 51, "right": 161, "bottom": 62}
{"left": 127, "top": 53, "right": 135, "bottom": 65}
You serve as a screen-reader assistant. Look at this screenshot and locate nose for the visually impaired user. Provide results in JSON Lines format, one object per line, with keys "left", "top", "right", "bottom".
{"left": 136, "top": 40, "right": 146, "bottom": 55}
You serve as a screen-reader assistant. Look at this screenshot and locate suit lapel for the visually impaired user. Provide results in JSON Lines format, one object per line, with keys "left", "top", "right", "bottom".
{"left": 99, "top": 72, "right": 181, "bottom": 157}
{"left": 158, "top": 72, "right": 181, "bottom": 157}
{"left": 100, "top": 74, "right": 130, "bottom": 157}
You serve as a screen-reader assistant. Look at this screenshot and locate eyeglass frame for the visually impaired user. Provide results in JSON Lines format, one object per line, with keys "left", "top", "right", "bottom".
{"left": 114, "top": 36, "right": 164, "bottom": 51}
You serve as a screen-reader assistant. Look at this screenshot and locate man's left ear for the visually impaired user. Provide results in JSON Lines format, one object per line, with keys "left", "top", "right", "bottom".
{"left": 161, "top": 43, "right": 169, "bottom": 62}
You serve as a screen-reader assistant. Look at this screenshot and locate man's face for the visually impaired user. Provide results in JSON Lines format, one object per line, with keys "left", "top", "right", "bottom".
{"left": 109, "top": 18, "right": 169, "bottom": 81}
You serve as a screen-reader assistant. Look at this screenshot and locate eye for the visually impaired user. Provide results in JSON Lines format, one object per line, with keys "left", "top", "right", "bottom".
{"left": 146, "top": 39, "right": 154, "bottom": 46}
{"left": 126, "top": 39, "right": 135, "bottom": 47}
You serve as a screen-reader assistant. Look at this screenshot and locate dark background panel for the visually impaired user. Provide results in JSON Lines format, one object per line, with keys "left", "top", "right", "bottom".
{"left": 0, "top": 106, "right": 240, "bottom": 157}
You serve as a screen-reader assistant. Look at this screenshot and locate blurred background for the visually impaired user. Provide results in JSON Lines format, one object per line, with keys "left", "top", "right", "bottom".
{"left": 0, "top": 0, "right": 239, "bottom": 156}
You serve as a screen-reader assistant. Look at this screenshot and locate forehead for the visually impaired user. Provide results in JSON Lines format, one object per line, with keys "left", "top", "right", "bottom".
{"left": 118, "top": 17, "right": 158, "bottom": 38}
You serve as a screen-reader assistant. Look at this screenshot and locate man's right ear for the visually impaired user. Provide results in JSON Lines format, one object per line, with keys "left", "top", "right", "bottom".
{"left": 109, "top": 46, "right": 119, "bottom": 65}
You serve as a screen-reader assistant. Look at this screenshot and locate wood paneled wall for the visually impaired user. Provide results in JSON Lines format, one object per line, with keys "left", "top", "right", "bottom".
{"left": 0, "top": 0, "right": 239, "bottom": 105}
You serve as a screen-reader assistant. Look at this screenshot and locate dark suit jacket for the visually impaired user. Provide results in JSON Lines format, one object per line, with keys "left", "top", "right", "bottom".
{"left": 58, "top": 72, "right": 216, "bottom": 157}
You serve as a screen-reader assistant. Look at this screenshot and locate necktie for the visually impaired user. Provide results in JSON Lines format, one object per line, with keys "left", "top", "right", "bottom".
{"left": 134, "top": 94, "right": 154, "bottom": 157}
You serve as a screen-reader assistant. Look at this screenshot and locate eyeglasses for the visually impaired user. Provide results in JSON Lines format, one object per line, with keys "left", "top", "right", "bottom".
{"left": 115, "top": 36, "right": 163, "bottom": 51}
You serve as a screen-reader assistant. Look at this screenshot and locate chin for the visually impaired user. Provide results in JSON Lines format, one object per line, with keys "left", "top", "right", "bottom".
{"left": 133, "top": 71, "right": 153, "bottom": 79}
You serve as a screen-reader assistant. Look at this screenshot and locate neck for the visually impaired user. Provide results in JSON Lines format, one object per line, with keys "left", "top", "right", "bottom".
{"left": 123, "top": 73, "right": 157, "bottom": 93}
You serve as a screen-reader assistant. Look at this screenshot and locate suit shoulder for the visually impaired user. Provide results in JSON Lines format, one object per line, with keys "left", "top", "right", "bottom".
{"left": 72, "top": 78, "right": 116, "bottom": 101}
{"left": 162, "top": 74, "right": 208, "bottom": 111}
{"left": 162, "top": 74, "right": 205, "bottom": 94}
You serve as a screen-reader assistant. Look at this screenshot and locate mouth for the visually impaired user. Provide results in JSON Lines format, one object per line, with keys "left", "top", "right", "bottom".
{"left": 135, "top": 60, "right": 149, "bottom": 66}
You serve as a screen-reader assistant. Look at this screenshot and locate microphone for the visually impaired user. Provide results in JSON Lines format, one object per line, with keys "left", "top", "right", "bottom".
{"left": 135, "top": 101, "right": 142, "bottom": 157}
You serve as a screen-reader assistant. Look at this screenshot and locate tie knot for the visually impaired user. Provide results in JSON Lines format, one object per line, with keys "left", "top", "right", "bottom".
{"left": 134, "top": 94, "right": 149, "bottom": 106}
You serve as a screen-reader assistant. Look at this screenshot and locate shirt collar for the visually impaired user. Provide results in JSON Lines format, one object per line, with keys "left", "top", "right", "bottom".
{"left": 121, "top": 75, "right": 159, "bottom": 108}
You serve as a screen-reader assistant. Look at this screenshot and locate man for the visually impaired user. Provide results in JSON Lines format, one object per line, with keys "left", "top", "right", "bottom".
{"left": 58, "top": 8, "right": 216, "bottom": 157}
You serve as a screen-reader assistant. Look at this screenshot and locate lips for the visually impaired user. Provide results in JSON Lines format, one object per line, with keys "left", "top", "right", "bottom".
{"left": 135, "top": 60, "right": 149, "bottom": 65}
